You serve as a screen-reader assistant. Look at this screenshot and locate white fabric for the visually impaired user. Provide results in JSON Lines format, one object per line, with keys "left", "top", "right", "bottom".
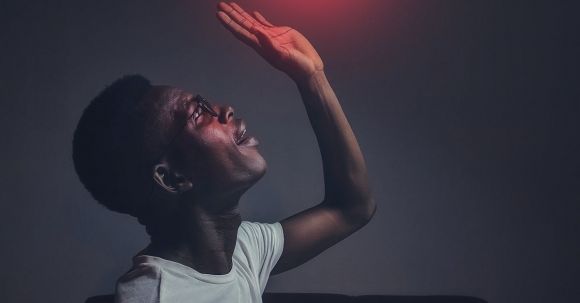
{"left": 114, "top": 221, "right": 284, "bottom": 303}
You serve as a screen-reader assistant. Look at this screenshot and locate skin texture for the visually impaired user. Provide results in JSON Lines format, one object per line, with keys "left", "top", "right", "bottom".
{"left": 140, "top": 2, "right": 376, "bottom": 276}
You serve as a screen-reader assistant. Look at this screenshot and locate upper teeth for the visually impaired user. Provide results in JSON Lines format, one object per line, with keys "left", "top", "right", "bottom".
{"left": 238, "top": 129, "right": 247, "bottom": 143}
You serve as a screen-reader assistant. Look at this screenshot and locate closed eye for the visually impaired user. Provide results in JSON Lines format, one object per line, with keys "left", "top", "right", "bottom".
{"left": 192, "top": 106, "right": 203, "bottom": 123}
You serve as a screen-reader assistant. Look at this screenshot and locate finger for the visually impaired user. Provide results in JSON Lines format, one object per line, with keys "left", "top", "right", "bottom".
{"left": 218, "top": 2, "right": 260, "bottom": 34}
{"left": 229, "top": 2, "right": 263, "bottom": 32}
{"left": 216, "top": 11, "right": 259, "bottom": 50}
{"left": 253, "top": 11, "right": 274, "bottom": 27}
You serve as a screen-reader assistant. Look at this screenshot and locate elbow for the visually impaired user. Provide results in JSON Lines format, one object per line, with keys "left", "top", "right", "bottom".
{"left": 324, "top": 190, "right": 376, "bottom": 227}
{"left": 348, "top": 197, "right": 377, "bottom": 228}
{"left": 362, "top": 198, "right": 377, "bottom": 224}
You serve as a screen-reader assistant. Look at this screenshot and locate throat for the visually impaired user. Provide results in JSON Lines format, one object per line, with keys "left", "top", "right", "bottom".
{"left": 144, "top": 205, "right": 242, "bottom": 275}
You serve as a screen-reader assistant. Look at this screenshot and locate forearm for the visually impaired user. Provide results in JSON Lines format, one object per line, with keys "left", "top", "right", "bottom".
{"left": 295, "top": 72, "right": 375, "bottom": 221}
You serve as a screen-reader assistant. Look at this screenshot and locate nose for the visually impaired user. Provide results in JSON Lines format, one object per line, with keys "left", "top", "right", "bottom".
{"left": 218, "top": 105, "right": 235, "bottom": 124}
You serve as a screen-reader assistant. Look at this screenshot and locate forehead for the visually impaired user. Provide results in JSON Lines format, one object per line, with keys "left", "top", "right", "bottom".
{"left": 141, "top": 86, "right": 197, "bottom": 135}
{"left": 153, "top": 85, "right": 195, "bottom": 111}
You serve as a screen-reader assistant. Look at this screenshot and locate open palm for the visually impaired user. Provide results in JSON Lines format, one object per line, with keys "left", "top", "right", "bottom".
{"left": 217, "top": 2, "right": 324, "bottom": 81}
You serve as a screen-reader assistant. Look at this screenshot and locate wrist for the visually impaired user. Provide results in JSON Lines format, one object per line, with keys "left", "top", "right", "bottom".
{"left": 293, "top": 69, "right": 327, "bottom": 89}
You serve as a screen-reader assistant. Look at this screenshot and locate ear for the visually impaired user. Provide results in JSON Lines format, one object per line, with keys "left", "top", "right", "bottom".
{"left": 152, "top": 163, "right": 193, "bottom": 194}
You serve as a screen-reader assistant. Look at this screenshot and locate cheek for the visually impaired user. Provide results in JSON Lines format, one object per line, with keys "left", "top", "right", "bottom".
{"left": 180, "top": 126, "right": 260, "bottom": 178}
{"left": 199, "top": 128, "right": 234, "bottom": 146}
{"left": 181, "top": 126, "right": 232, "bottom": 156}
{"left": 193, "top": 129, "right": 238, "bottom": 168}
{"left": 174, "top": 129, "right": 232, "bottom": 174}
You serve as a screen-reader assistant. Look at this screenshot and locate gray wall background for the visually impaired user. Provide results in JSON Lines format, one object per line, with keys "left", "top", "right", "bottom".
{"left": 1, "top": 1, "right": 578, "bottom": 302}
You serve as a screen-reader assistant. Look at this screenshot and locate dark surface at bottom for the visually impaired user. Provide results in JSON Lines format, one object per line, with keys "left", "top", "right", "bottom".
{"left": 86, "top": 292, "right": 487, "bottom": 303}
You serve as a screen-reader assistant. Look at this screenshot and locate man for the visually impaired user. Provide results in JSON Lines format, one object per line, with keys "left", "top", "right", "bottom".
{"left": 73, "top": 2, "right": 375, "bottom": 303}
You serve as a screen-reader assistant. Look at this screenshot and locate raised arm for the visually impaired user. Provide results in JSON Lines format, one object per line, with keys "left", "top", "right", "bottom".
{"left": 216, "top": 2, "right": 376, "bottom": 274}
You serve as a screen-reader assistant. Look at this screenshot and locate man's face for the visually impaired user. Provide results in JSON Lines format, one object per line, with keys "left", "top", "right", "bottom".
{"left": 155, "top": 86, "right": 267, "bottom": 200}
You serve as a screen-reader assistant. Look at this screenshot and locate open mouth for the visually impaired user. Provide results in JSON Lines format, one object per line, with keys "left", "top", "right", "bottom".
{"left": 235, "top": 119, "right": 259, "bottom": 146}
{"left": 234, "top": 119, "right": 248, "bottom": 145}
{"left": 236, "top": 128, "right": 248, "bottom": 145}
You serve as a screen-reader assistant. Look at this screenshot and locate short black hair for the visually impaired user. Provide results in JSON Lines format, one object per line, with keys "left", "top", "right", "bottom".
{"left": 73, "top": 75, "right": 168, "bottom": 218}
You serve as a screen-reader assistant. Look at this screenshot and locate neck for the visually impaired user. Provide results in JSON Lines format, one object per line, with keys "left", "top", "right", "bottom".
{"left": 142, "top": 195, "right": 242, "bottom": 275}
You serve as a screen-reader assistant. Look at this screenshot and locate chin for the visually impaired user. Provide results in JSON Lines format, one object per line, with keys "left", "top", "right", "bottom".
{"left": 227, "top": 147, "right": 267, "bottom": 192}
{"left": 246, "top": 156, "right": 267, "bottom": 184}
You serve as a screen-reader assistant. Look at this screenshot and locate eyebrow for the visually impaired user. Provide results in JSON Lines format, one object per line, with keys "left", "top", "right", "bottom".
{"left": 174, "top": 92, "right": 196, "bottom": 115}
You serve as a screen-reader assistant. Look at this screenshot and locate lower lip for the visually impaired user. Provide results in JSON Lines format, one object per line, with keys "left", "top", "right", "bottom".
{"left": 239, "top": 136, "right": 259, "bottom": 147}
